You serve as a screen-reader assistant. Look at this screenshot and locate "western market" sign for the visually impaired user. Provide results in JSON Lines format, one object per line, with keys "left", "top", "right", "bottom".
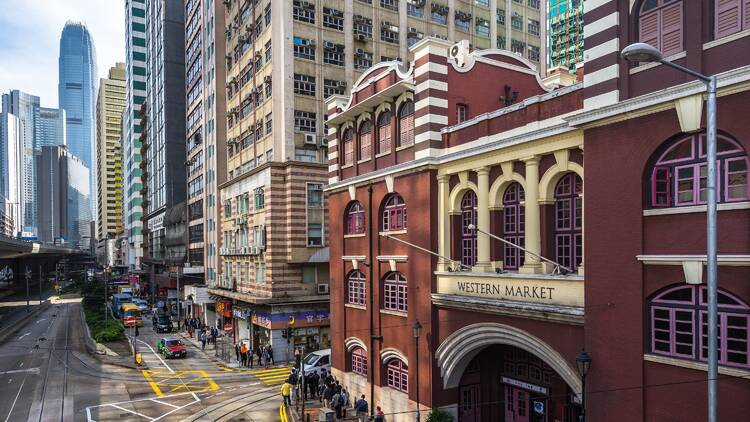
{"left": 436, "top": 273, "right": 584, "bottom": 307}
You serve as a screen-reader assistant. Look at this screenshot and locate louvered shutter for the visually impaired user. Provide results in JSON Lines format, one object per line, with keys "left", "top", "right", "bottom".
{"left": 744, "top": 0, "right": 750, "bottom": 29}
{"left": 716, "top": 0, "right": 742, "bottom": 38}
{"left": 639, "top": 11, "right": 660, "bottom": 49}
{"left": 660, "top": 1, "right": 684, "bottom": 56}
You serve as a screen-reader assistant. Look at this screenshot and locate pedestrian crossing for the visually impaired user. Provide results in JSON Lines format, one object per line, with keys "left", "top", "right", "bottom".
{"left": 217, "top": 365, "right": 293, "bottom": 385}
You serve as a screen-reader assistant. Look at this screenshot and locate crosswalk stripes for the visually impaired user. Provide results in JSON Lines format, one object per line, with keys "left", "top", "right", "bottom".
{"left": 250, "top": 366, "right": 293, "bottom": 385}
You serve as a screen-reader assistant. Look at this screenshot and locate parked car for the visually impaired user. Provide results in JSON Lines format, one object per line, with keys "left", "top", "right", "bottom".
{"left": 303, "top": 348, "right": 331, "bottom": 376}
{"left": 157, "top": 337, "right": 186, "bottom": 359}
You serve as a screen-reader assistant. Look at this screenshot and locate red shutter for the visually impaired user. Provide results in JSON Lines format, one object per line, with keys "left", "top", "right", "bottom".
{"left": 715, "top": 0, "right": 742, "bottom": 38}
{"left": 660, "top": 1, "right": 684, "bottom": 56}
{"left": 639, "top": 11, "right": 660, "bottom": 49}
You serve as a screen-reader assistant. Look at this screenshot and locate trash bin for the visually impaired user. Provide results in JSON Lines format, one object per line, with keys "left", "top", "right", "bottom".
{"left": 318, "top": 408, "right": 335, "bottom": 422}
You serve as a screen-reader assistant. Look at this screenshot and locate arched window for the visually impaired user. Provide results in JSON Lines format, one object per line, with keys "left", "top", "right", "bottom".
{"left": 346, "top": 201, "right": 365, "bottom": 234}
{"left": 342, "top": 128, "right": 354, "bottom": 166}
{"left": 638, "top": 0, "right": 683, "bottom": 57}
{"left": 347, "top": 270, "right": 366, "bottom": 305}
{"left": 383, "top": 272, "right": 407, "bottom": 312}
{"left": 503, "top": 183, "right": 525, "bottom": 270}
{"left": 385, "top": 358, "right": 408, "bottom": 392}
{"left": 398, "top": 101, "right": 414, "bottom": 147}
{"left": 649, "top": 285, "right": 749, "bottom": 368}
{"left": 377, "top": 111, "right": 392, "bottom": 154}
{"left": 461, "top": 191, "right": 478, "bottom": 267}
{"left": 649, "top": 133, "right": 748, "bottom": 208}
{"left": 359, "top": 120, "right": 372, "bottom": 161}
{"left": 351, "top": 347, "right": 368, "bottom": 376}
{"left": 554, "top": 173, "right": 582, "bottom": 271}
{"left": 715, "top": 1, "right": 750, "bottom": 39}
{"left": 382, "top": 194, "right": 407, "bottom": 231}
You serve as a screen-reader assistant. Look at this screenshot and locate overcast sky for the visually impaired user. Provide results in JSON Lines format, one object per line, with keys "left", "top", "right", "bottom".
{"left": 0, "top": 0, "right": 125, "bottom": 108}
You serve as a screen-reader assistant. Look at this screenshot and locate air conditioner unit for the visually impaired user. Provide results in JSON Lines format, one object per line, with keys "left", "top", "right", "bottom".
{"left": 250, "top": 87, "right": 259, "bottom": 95}
{"left": 337, "top": 81, "right": 347, "bottom": 88}
{"left": 304, "top": 133, "right": 317, "bottom": 145}
{"left": 408, "top": 27, "right": 419, "bottom": 34}
{"left": 317, "top": 283, "right": 329, "bottom": 294}
{"left": 356, "top": 34, "right": 367, "bottom": 41}
{"left": 320, "top": 137, "right": 329, "bottom": 147}
{"left": 323, "top": 41, "right": 335, "bottom": 50}
{"left": 308, "top": 39, "right": 317, "bottom": 47}
{"left": 264, "top": 75, "right": 272, "bottom": 83}
{"left": 355, "top": 48, "right": 365, "bottom": 55}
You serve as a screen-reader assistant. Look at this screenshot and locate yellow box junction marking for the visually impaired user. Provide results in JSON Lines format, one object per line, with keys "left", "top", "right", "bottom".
{"left": 142, "top": 370, "right": 219, "bottom": 397}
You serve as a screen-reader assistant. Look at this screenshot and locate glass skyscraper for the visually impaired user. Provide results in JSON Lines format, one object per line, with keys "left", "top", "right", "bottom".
{"left": 58, "top": 21, "right": 97, "bottom": 217}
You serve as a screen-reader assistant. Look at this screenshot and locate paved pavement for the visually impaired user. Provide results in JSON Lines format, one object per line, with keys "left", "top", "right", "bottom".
{"left": 0, "top": 295, "right": 291, "bottom": 422}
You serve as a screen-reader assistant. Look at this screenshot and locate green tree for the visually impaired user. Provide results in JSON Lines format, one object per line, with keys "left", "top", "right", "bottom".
{"left": 425, "top": 408, "right": 453, "bottom": 422}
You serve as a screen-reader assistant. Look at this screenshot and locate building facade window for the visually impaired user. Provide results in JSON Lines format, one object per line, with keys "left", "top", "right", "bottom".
{"left": 307, "top": 183, "right": 323, "bottom": 207}
{"left": 502, "top": 183, "right": 525, "bottom": 270}
{"left": 715, "top": 1, "right": 750, "bottom": 38}
{"left": 294, "top": 110, "right": 316, "bottom": 133}
{"left": 649, "top": 285, "right": 749, "bottom": 369}
{"left": 638, "top": 0, "right": 683, "bottom": 57}
{"left": 292, "top": 0, "right": 315, "bottom": 24}
{"left": 342, "top": 128, "right": 354, "bottom": 166}
{"left": 293, "top": 37, "right": 316, "bottom": 60}
{"left": 377, "top": 111, "right": 392, "bottom": 154}
{"left": 386, "top": 358, "right": 408, "bottom": 392}
{"left": 554, "top": 173, "right": 582, "bottom": 271}
{"left": 346, "top": 201, "right": 365, "bottom": 235}
{"left": 323, "top": 7, "right": 344, "bottom": 30}
{"left": 382, "top": 193, "right": 407, "bottom": 231}
{"left": 457, "top": 104, "right": 469, "bottom": 123}
{"left": 359, "top": 120, "right": 372, "bottom": 160}
{"left": 294, "top": 73, "right": 316, "bottom": 96}
{"left": 347, "top": 270, "right": 366, "bottom": 305}
{"left": 308, "top": 223, "right": 323, "bottom": 246}
{"left": 254, "top": 187, "right": 265, "bottom": 210}
{"left": 398, "top": 101, "right": 414, "bottom": 147}
{"left": 351, "top": 347, "right": 368, "bottom": 375}
{"left": 383, "top": 272, "right": 407, "bottom": 312}
{"left": 649, "top": 133, "right": 748, "bottom": 208}
{"left": 461, "top": 190, "right": 478, "bottom": 267}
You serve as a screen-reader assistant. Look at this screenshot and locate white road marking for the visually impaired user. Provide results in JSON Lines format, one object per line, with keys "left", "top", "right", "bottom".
{"left": 3, "top": 377, "right": 25, "bottom": 422}
{"left": 17, "top": 332, "right": 30, "bottom": 340}
{"left": 135, "top": 338, "right": 174, "bottom": 373}
{"left": 18, "top": 362, "right": 23, "bottom": 368}
{"left": 0, "top": 367, "right": 39, "bottom": 375}
{"left": 7, "top": 378, "right": 11, "bottom": 384}
{"left": 85, "top": 392, "right": 200, "bottom": 422}
{"left": 35, "top": 318, "right": 46, "bottom": 324}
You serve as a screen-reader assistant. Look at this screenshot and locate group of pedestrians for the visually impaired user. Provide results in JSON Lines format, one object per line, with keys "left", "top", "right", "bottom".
{"left": 198, "top": 326, "right": 219, "bottom": 350}
{"left": 234, "top": 343, "right": 275, "bottom": 368}
{"left": 184, "top": 317, "right": 204, "bottom": 338}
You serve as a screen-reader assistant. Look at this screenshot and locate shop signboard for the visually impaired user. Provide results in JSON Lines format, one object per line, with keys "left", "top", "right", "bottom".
{"left": 437, "top": 273, "right": 584, "bottom": 307}
{"left": 501, "top": 376, "right": 548, "bottom": 395}
{"left": 251, "top": 310, "right": 330, "bottom": 330}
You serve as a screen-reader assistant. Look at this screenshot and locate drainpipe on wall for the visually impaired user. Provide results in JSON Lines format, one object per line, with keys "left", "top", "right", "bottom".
{"left": 367, "top": 183, "right": 376, "bottom": 414}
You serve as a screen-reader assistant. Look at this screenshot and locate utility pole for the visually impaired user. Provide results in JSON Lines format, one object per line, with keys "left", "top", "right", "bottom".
{"left": 38, "top": 264, "right": 42, "bottom": 304}
{"left": 25, "top": 266, "right": 30, "bottom": 313}
{"left": 176, "top": 269, "right": 181, "bottom": 331}
{"left": 104, "top": 269, "right": 109, "bottom": 329}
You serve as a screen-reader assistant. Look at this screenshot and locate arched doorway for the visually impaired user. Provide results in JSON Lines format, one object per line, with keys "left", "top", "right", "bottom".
{"left": 436, "top": 323, "right": 582, "bottom": 422}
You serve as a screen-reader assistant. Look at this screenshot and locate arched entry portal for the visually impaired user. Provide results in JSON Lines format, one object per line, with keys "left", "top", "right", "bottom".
{"left": 436, "top": 323, "right": 582, "bottom": 422}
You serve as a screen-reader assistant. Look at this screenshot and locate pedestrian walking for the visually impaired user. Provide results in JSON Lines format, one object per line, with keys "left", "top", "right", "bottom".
{"left": 267, "top": 345, "right": 274, "bottom": 365}
{"left": 200, "top": 331, "right": 207, "bottom": 350}
{"left": 281, "top": 381, "right": 292, "bottom": 406}
{"left": 355, "top": 395, "right": 368, "bottom": 422}
{"left": 340, "top": 389, "right": 349, "bottom": 419}
{"left": 240, "top": 343, "right": 249, "bottom": 367}
{"left": 262, "top": 348, "right": 270, "bottom": 368}
{"left": 235, "top": 343, "right": 241, "bottom": 363}
{"left": 374, "top": 406, "right": 385, "bottom": 422}
{"left": 331, "top": 390, "right": 341, "bottom": 418}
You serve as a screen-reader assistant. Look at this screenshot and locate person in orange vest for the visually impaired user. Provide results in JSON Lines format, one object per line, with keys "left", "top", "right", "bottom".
{"left": 240, "top": 343, "right": 249, "bottom": 367}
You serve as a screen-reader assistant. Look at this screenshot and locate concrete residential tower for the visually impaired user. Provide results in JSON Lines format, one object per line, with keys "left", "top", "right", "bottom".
{"left": 96, "top": 63, "right": 127, "bottom": 265}
{"left": 58, "top": 21, "right": 97, "bottom": 217}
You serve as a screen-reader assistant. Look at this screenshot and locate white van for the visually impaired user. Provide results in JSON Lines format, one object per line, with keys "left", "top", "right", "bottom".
{"left": 303, "top": 348, "right": 331, "bottom": 376}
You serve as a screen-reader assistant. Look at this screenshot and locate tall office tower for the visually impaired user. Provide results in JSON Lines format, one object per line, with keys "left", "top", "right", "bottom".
{"left": 2, "top": 90, "right": 40, "bottom": 237}
{"left": 142, "top": 0, "right": 186, "bottom": 272}
{"left": 37, "top": 108, "right": 67, "bottom": 148}
{"left": 96, "top": 63, "right": 127, "bottom": 264}
{"left": 0, "top": 111, "right": 21, "bottom": 236}
{"left": 58, "top": 21, "right": 97, "bottom": 217}
{"left": 124, "top": 0, "right": 148, "bottom": 271}
{"left": 547, "top": 0, "right": 584, "bottom": 72}
{"left": 185, "top": 0, "right": 227, "bottom": 284}
{"left": 36, "top": 145, "right": 91, "bottom": 248}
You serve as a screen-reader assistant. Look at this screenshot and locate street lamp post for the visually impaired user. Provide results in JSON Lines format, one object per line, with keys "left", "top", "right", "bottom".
{"left": 412, "top": 321, "right": 422, "bottom": 422}
{"left": 621, "top": 43, "right": 719, "bottom": 422}
{"left": 576, "top": 350, "right": 591, "bottom": 422}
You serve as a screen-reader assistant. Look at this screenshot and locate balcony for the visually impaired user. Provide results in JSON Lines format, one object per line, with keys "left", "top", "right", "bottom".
{"left": 432, "top": 271, "right": 584, "bottom": 325}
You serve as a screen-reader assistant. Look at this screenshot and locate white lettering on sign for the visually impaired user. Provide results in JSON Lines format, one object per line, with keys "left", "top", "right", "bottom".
{"left": 501, "top": 376, "right": 548, "bottom": 395}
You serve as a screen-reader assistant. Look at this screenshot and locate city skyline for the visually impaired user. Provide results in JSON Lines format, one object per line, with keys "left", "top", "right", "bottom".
{"left": 0, "top": 0, "right": 123, "bottom": 108}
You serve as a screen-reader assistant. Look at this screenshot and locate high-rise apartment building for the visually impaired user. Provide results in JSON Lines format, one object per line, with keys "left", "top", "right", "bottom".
{"left": 142, "top": 0, "right": 186, "bottom": 276}
{"left": 0, "top": 111, "right": 21, "bottom": 236}
{"left": 547, "top": 0, "right": 583, "bottom": 71}
{"left": 36, "top": 145, "right": 91, "bottom": 248}
{"left": 185, "top": 0, "right": 227, "bottom": 284}
{"left": 124, "top": 0, "right": 148, "bottom": 270}
{"left": 58, "top": 21, "right": 97, "bottom": 216}
{"left": 96, "top": 63, "right": 127, "bottom": 264}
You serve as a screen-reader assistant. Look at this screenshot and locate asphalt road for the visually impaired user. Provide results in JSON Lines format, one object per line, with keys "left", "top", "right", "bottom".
{"left": 0, "top": 298, "right": 289, "bottom": 422}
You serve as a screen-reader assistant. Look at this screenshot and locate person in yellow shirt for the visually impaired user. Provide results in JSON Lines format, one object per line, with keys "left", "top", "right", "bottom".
{"left": 281, "top": 381, "right": 292, "bottom": 406}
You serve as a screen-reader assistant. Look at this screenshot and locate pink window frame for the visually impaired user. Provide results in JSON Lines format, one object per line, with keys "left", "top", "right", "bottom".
{"left": 351, "top": 347, "right": 368, "bottom": 375}
{"left": 554, "top": 173, "right": 582, "bottom": 271}
{"left": 502, "top": 183, "right": 525, "bottom": 270}
{"left": 386, "top": 359, "right": 408, "bottom": 392}
{"left": 342, "top": 129, "right": 354, "bottom": 166}
{"left": 382, "top": 194, "right": 407, "bottom": 231}
{"left": 651, "top": 166, "right": 671, "bottom": 207}
{"left": 398, "top": 101, "right": 414, "bottom": 148}
{"left": 359, "top": 120, "right": 372, "bottom": 161}
{"left": 347, "top": 270, "right": 366, "bottom": 305}
{"left": 461, "top": 191, "right": 478, "bottom": 267}
{"left": 346, "top": 202, "right": 365, "bottom": 235}
{"left": 699, "top": 311, "right": 750, "bottom": 368}
{"left": 383, "top": 272, "right": 407, "bottom": 312}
